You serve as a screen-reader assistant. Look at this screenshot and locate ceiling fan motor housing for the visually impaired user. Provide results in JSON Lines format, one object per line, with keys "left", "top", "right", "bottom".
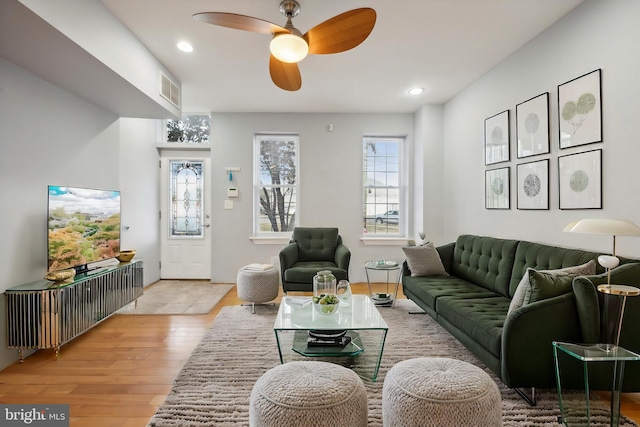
{"left": 280, "top": 0, "right": 301, "bottom": 18}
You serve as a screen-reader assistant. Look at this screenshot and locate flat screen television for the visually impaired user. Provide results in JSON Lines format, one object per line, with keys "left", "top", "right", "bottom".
{"left": 47, "top": 185, "right": 121, "bottom": 274}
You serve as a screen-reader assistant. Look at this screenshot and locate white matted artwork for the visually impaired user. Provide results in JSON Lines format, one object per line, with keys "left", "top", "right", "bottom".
{"left": 558, "top": 69, "right": 602, "bottom": 149}
{"left": 516, "top": 93, "right": 549, "bottom": 158}
{"left": 517, "top": 159, "right": 549, "bottom": 210}
{"left": 558, "top": 149, "right": 602, "bottom": 210}
{"left": 484, "top": 110, "right": 510, "bottom": 165}
{"left": 485, "top": 167, "right": 510, "bottom": 209}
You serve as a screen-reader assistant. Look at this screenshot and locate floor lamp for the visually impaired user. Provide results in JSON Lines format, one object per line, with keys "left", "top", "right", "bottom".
{"left": 564, "top": 219, "right": 640, "bottom": 351}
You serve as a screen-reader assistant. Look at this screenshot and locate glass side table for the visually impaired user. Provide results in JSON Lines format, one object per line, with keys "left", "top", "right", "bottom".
{"left": 364, "top": 260, "right": 402, "bottom": 307}
{"left": 553, "top": 341, "right": 640, "bottom": 426}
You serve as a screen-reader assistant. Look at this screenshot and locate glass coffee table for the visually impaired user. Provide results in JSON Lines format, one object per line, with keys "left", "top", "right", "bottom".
{"left": 274, "top": 294, "right": 389, "bottom": 381}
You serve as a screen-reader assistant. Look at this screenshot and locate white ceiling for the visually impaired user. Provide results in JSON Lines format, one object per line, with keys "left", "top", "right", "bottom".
{"left": 100, "top": 0, "right": 583, "bottom": 114}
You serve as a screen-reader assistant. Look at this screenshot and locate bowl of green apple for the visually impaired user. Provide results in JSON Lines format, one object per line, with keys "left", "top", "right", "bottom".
{"left": 312, "top": 294, "right": 340, "bottom": 315}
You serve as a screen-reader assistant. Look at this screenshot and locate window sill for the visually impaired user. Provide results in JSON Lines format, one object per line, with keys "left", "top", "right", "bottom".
{"left": 360, "top": 237, "right": 411, "bottom": 246}
{"left": 250, "top": 236, "right": 291, "bottom": 245}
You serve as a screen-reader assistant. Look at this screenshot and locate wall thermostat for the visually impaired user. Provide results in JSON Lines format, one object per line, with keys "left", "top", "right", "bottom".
{"left": 227, "top": 187, "right": 239, "bottom": 198}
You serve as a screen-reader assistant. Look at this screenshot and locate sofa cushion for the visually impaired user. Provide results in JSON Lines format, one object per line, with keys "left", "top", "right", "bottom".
{"left": 509, "top": 240, "right": 603, "bottom": 297}
{"left": 436, "top": 295, "right": 510, "bottom": 358}
{"left": 402, "top": 243, "right": 448, "bottom": 277}
{"left": 508, "top": 260, "right": 596, "bottom": 314}
{"left": 451, "top": 235, "right": 519, "bottom": 297}
{"left": 402, "top": 276, "right": 497, "bottom": 311}
{"left": 283, "top": 262, "right": 347, "bottom": 283}
{"left": 524, "top": 269, "right": 575, "bottom": 304}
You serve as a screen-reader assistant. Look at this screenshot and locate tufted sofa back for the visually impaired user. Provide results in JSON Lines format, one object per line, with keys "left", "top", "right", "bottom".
{"left": 508, "top": 240, "right": 605, "bottom": 297}
{"left": 292, "top": 227, "right": 340, "bottom": 262}
{"left": 452, "top": 235, "right": 518, "bottom": 297}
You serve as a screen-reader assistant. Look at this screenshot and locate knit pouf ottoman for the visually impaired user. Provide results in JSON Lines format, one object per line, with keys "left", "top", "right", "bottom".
{"left": 236, "top": 265, "right": 279, "bottom": 313}
{"left": 382, "top": 357, "right": 502, "bottom": 427}
{"left": 250, "top": 361, "right": 368, "bottom": 427}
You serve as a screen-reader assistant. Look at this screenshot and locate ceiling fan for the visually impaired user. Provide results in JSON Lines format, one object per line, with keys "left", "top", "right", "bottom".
{"left": 193, "top": 0, "right": 376, "bottom": 91}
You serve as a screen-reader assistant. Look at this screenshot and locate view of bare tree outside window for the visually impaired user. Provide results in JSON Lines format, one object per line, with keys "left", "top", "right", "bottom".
{"left": 363, "top": 137, "right": 403, "bottom": 235}
{"left": 166, "top": 114, "right": 211, "bottom": 143}
{"left": 256, "top": 135, "right": 298, "bottom": 233}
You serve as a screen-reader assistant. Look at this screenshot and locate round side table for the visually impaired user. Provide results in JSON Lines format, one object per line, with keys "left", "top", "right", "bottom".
{"left": 364, "top": 260, "right": 402, "bottom": 307}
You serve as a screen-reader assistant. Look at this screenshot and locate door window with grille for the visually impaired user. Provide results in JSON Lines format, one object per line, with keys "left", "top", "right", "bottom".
{"left": 169, "top": 160, "right": 204, "bottom": 237}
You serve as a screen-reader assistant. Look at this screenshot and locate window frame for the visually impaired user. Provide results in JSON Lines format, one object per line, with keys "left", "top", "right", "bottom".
{"left": 253, "top": 133, "right": 300, "bottom": 237}
{"left": 363, "top": 136, "right": 406, "bottom": 237}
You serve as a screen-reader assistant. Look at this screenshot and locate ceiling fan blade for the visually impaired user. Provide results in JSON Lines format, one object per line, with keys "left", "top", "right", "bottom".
{"left": 193, "top": 12, "right": 288, "bottom": 35}
{"left": 269, "top": 55, "right": 302, "bottom": 91}
{"left": 304, "top": 8, "right": 376, "bottom": 55}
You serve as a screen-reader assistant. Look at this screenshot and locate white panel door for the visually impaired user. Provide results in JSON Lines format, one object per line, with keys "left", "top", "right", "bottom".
{"left": 160, "top": 153, "right": 211, "bottom": 279}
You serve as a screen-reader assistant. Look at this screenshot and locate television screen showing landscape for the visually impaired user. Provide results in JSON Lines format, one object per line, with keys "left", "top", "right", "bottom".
{"left": 48, "top": 186, "right": 121, "bottom": 272}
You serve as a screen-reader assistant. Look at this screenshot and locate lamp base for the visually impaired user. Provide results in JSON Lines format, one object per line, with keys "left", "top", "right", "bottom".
{"left": 597, "top": 343, "right": 618, "bottom": 353}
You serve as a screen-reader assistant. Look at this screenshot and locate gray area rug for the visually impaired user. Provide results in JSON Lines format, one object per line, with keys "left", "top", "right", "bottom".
{"left": 118, "top": 281, "right": 233, "bottom": 315}
{"left": 148, "top": 299, "right": 638, "bottom": 426}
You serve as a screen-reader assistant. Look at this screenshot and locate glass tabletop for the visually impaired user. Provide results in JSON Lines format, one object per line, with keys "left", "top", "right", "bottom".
{"left": 275, "top": 294, "right": 389, "bottom": 331}
{"left": 365, "top": 260, "right": 400, "bottom": 270}
{"left": 553, "top": 341, "right": 640, "bottom": 362}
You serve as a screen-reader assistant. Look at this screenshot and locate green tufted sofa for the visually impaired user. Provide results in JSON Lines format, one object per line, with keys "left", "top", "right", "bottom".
{"left": 402, "top": 234, "right": 640, "bottom": 398}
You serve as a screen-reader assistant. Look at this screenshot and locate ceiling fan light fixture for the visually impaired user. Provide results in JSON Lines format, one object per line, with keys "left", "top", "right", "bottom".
{"left": 270, "top": 33, "right": 308, "bottom": 63}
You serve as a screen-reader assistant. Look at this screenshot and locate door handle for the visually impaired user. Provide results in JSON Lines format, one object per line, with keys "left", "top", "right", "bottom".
{"left": 205, "top": 224, "right": 211, "bottom": 228}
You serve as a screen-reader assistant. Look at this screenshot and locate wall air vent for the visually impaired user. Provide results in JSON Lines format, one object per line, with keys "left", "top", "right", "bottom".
{"left": 160, "top": 72, "right": 180, "bottom": 108}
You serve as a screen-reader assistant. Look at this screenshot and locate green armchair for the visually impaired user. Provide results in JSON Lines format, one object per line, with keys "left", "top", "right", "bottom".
{"left": 279, "top": 227, "right": 351, "bottom": 293}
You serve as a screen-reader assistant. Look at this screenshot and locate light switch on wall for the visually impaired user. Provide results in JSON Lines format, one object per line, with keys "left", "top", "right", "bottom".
{"left": 224, "top": 200, "right": 233, "bottom": 209}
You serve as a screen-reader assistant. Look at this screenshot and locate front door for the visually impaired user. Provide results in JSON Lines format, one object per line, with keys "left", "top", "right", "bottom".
{"left": 160, "top": 152, "right": 211, "bottom": 279}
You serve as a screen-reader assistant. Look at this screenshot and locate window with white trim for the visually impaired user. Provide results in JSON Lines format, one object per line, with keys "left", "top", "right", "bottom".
{"left": 254, "top": 134, "right": 299, "bottom": 235}
{"left": 363, "top": 136, "right": 405, "bottom": 236}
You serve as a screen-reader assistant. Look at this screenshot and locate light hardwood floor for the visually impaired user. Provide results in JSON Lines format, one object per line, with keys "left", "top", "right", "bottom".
{"left": 0, "top": 282, "right": 638, "bottom": 426}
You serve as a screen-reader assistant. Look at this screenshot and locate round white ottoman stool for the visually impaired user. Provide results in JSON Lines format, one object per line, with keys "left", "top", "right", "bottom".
{"left": 382, "top": 357, "right": 502, "bottom": 427}
{"left": 250, "top": 361, "right": 368, "bottom": 427}
{"left": 236, "top": 265, "right": 279, "bottom": 313}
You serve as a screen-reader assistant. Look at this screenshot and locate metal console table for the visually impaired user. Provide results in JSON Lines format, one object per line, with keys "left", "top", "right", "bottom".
{"left": 5, "top": 260, "right": 143, "bottom": 361}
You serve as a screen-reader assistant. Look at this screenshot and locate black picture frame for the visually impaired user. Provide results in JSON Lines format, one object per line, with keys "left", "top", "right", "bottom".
{"left": 558, "top": 69, "right": 602, "bottom": 149}
{"left": 516, "top": 92, "right": 550, "bottom": 158}
{"left": 484, "top": 110, "right": 510, "bottom": 165}
{"left": 485, "top": 167, "right": 510, "bottom": 209}
{"left": 558, "top": 149, "right": 602, "bottom": 210}
{"left": 516, "top": 159, "right": 549, "bottom": 210}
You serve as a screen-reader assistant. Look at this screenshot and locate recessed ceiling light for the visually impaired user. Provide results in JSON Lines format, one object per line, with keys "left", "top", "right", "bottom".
{"left": 408, "top": 87, "right": 425, "bottom": 95}
{"left": 177, "top": 41, "right": 194, "bottom": 53}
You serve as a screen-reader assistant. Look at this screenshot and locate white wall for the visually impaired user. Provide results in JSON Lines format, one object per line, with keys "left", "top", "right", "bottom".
{"left": 0, "top": 59, "right": 161, "bottom": 369}
{"left": 210, "top": 113, "right": 414, "bottom": 283}
{"left": 441, "top": 0, "right": 640, "bottom": 258}
{"left": 119, "top": 118, "right": 161, "bottom": 285}
{"left": 0, "top": 58, "right": 118, "bottom": 368}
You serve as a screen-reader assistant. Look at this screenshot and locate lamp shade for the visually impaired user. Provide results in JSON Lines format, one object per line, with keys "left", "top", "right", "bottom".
{"left": 563, "top": 219, "right": 640, "bottom": 236}
{"left": 270, "top": 33, "right": 308, "bottom": 63}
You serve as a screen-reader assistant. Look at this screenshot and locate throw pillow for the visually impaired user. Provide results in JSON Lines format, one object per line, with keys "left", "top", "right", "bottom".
{"left": 524, "top": 270, "right": 575, "bottom": 304}
{"left": 402, "top": 243, "right": 449, "bottom": 277}
{"left": 507, "top": 259, "right": 596, "bottom": 314}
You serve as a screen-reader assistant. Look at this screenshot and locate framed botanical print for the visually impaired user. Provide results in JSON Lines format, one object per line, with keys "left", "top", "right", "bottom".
{"left": 516, "top": 93, "right": 549, "bottom": 158}
{"left": 558, "top": 149, "right": 602, "bottom": 209}
{"left": 484, "top": 110, "right": 510, "bottom": 165}
{"left": 558, "top": 69, "right": 602, "bottom": 149}
{"left": 517, "top": 159, "right": 549, "bottom": 210}
{"left": 485, "top": 167, "right": 510, "bottom": 209}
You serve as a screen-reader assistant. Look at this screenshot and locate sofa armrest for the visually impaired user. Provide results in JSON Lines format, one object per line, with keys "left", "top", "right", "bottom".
{"left": 334, "top": 244, "right": 351, "bottom": 276}
{"left": 436, "top": 242, "right": 456, "bottom": 273}
{"left": 501, "top": 292, "right": 582, "bottom": 388}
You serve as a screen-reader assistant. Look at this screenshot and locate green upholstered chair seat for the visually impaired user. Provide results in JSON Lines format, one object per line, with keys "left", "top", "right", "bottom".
{"left": 284, "top": 262, "right": 348, "bottom": 284}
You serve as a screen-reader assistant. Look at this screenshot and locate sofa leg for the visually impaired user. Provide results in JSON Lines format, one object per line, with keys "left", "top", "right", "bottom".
{"left": 408, "top": 310, "right": 427, "bottom": 315}
{"left": 514, "top": 387, "right": 536, "bottom": 406}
